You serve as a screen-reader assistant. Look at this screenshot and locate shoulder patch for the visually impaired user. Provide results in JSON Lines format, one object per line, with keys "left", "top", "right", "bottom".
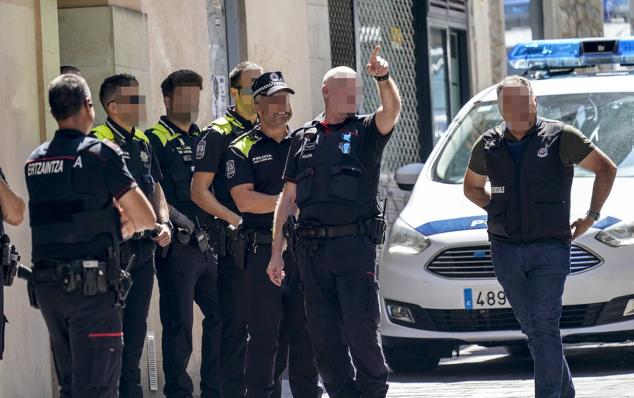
{"left": 196, "top": 139, "right": 206, "bottom": 160}
{"left": 482, "top": 128, "right": 503, "bottom": 150}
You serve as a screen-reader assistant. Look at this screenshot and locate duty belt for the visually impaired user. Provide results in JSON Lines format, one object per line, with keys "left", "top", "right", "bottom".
{"left": 296, "top": 221, "right": 371, "bottom": 239}
{"left": 245, "top": 230, "right": 273, "bottom": 245}
{"left": 32, "top": 260, "right": 107, "bottom": 283}
{"left": 32, "top": 259, "right": 111, "bottom": 297}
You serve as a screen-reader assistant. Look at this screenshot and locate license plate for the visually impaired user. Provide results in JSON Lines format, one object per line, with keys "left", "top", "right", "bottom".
{"left": 464, "top": 287, "right": 509, "bottom": 310}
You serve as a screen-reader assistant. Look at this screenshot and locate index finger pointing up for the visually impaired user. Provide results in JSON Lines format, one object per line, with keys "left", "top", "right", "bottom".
{"left": 370, "top": 45, "right": 381, "bottom": 62}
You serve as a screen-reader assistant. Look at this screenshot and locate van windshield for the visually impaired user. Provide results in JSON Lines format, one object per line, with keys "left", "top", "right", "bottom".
{"left": 433, "top": 92, "right": 634, "bottom": 183}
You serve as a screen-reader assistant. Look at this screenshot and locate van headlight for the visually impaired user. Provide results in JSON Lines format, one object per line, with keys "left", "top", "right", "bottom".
{"left": 596, "top": 221, "right": 634, "bottom": 247}
{"left": 387, "top": 217, "right": 431, "bottom": 255}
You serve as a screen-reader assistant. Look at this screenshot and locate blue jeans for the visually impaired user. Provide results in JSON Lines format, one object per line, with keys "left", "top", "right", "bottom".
{"left": 491, "top": 240, "right": 575, "bottom": 398}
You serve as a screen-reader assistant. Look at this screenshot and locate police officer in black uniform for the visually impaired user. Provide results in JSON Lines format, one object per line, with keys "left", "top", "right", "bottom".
{"left": 226, "top": 72, "right": 319, "bottom": 398}
{"left": 146, "top": 70, "right": 222, "bottom": 398}
{"left": 0, "top": 167, "right": 25, "bottom": 360}
{"left": 25, "top": 74, "right": 156, "bottom": 398}
{"left": 92, "top": 74, "right": 173, "bottom": 398}
{"left": 268, "top": 47, "right": 401, "bottom": 397}
{"left": 192, "top": 61, "right": 263, "bottom": 397}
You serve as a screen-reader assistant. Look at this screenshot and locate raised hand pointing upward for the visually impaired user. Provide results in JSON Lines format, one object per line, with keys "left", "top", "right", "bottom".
{"left": 366, "top": 45, "right": 390, "bottom": 78}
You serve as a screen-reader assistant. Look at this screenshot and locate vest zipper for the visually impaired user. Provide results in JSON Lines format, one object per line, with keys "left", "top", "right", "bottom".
{"left": 515, "top": 158, "right": 522, "bottom": 240}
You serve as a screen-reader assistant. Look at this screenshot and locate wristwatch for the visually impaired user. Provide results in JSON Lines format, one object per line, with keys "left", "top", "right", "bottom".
{"left": 586, "top": 210, "right": 600, "bottom": 221}
{"left": 374, "top": 72, "right": 390, "bottom": 81}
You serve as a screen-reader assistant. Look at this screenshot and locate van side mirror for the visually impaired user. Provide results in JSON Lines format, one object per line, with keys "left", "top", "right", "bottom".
{"left": 395, "top": 163, "right": 424, "bottom": 191}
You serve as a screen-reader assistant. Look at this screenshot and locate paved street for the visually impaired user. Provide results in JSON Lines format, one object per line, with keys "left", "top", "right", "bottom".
{"left": 282, "top": 342, "right": 634, "bottom": 397}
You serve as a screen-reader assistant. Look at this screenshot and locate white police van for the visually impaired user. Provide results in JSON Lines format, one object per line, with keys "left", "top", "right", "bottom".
{"left": 380, "top": 37, "right": 634, "bottom": 372}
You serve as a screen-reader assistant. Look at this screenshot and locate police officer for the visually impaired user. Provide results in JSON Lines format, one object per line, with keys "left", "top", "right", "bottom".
{"left": 191, "top": 61, "right": 263, "bottom": 397}
{"left": 146, "top": 70, "right": 222, "bottom": 398}
{"left": 267, "top": 47, "right": 401, "bottom": 397}
{"left": 92, "top": 73, "right": 172, "bottom": 398}
{"left": 226, "top": 72, "right": 319, "bottom": 398}
{"left": 0, "top": 167, "right": 25, "bottom": 360}
{"left": 463, "top": 76, "right": 617, "bottom": 398}
{"left": 25, "top": 74, "right": 156, "bottom": 398}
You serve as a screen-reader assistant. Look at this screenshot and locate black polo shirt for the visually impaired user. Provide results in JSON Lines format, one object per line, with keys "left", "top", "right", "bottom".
{"left": 195, "top": 107, "right": 254, "bottom": 213}
{"left": 146, "top": 116, "right": 202, "bottom": 220}
{"left": 225, "top": 127, "right": 292, "bottom": 231}
{"left": 101, "top": 118, "right": 163, "bottom": 184}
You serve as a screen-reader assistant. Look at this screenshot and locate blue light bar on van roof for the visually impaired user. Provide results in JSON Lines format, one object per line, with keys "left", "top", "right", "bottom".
{"left": 508, "top": 37, "right": 634, "bottom": 70}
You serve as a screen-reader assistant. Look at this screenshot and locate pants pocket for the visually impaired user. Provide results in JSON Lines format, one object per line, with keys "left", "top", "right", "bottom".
{"left": 88, "top": 335, "right": 123, "bottom": 387}
{"left": 338, "top": 273, "right": 380, "bottom": 323}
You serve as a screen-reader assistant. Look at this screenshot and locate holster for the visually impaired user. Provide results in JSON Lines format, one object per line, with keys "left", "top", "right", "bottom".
{"left": 282, "top": 216, "right": 299, "bottom": 260}
{"left": 208, "top": 219, "right": 230, "bottom": 258}
{"left": 1, "top": 236, "right": 20, "bottom": 287}
{"left": 26, "top": 280, "right": 38, "bottom": 309}
{"left": 370, "top": 216, "right": 387, "bottom": 245}
{"left": 230, "top": 226, "right": 247, "bottom": 269}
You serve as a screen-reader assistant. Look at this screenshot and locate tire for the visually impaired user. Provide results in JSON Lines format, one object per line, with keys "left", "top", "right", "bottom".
{"left": 384, "top": 349, "right": 440, "bottom": 373}
{"left": 505, "top": 343, "right": 531, "bottom": 357}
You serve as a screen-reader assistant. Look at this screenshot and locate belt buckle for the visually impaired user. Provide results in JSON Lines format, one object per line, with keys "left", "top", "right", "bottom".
{"left": 82, "top": 260, "right": 98, "bottom": 269}
{"left": 315, "top": 228, "right": 327, "bottom": 239}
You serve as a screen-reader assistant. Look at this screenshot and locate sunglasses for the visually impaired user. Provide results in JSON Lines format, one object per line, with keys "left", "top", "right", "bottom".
{"left": 107, "top": 95, "right": 146, "bottom": 106}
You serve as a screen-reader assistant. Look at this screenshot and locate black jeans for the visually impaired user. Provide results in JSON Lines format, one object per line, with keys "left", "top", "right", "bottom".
{"left": 217, "top": 254, "right": 248, "bottom": 398}
{"left": 119, "top": 239, "right": 156, "bottom": 398}
{"left": 156, "top": 243, "right": 221, "bottom": 398}
{"left": 244, "top": 245, "right": 319, "bottom": 398}
{"left": 35, "top": 284, "right": 122, "bottom": 398}
{"left": 296, "top": 236, "right": 388, "bottom": 398}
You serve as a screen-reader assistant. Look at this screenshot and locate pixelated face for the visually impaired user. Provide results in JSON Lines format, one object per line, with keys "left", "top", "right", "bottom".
{"left": 324, "top": 72, "right": 361, "bottom": 114}
{"left": 498, "top": 85, "right": 537, "bottom": 132}
{"left": 256, "top": 91, "right": 292, "bottom": 129}
{"left": 169, "top": 85, "right": 201, "bottom": 122}
{"left": 114, "top": 84, "right": 146, "bottom": 126}
{"left": 236, "top": 68, "right": 263, "bottom": 112}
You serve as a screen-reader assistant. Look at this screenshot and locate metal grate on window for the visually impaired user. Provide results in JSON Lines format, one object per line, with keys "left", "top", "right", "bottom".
{"left": 356, "top": 0, "right": 420, "bottom": 173}
{"left": 430, "top": 0, "right": 467, "bottom": 13}
{"left": 328, "top": 0, "right": 356, "bottom": 69}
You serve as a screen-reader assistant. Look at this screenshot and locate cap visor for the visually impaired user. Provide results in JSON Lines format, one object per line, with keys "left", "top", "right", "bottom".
{"left": 265, "top": 86, "right": 295, "bottom": 96}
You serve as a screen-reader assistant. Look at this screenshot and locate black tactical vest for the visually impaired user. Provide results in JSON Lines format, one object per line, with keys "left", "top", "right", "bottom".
{"left": 292, "top": 117, "right": 378, "bottom": 225}
{"left": 483, "top": 119, "right": 574, "bottom": 243}
{"left": 25, "top": 134, "right": 121, "bottom": 265}
{"left": 147, "top": 121, "right": 200, "bottom": 221}
{"left": 92, "top": 122, "right": 155, "bottom": 197}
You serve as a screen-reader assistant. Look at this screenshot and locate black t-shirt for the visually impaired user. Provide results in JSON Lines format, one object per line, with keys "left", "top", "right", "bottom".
{"left": 283, "top": 113, "right": 392, "bottom": 225}
{"left": 225, "top": 128, "right": 292, "bottom": 231}
{"left": 194, "top": 109, "right": 253, "bottom": 213}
